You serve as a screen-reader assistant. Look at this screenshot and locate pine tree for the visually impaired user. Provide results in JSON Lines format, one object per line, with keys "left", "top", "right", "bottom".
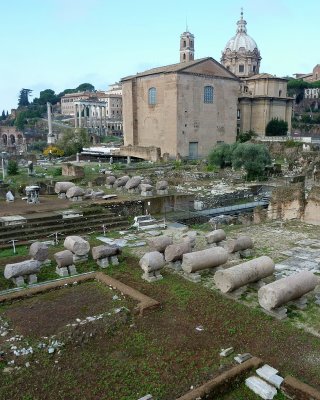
{"left": 1, "top": 110, "right": 6, "bottom": 120}
{"left": 18, "top": 88, "right": 32, "bottom": 107}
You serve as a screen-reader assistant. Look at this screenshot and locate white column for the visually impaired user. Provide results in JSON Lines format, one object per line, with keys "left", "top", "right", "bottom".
{"left": 75, "top": 104, "right": 78, "bottom": 128}
{"left": 79, "top": 104, "right": 82, "bottom": 128}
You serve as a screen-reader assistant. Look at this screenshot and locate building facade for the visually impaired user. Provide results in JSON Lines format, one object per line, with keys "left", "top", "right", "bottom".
{"left": 121, "top": 58, "right": 239, "bottom": 159}
{"left": 304, "top": 88, "right": 320, "bottom": 99}
{"left": 238, "top": 74, "right": 293, "bottom": 134}
{"left": 221, "top": 11, "right": 293, "bottom": 135}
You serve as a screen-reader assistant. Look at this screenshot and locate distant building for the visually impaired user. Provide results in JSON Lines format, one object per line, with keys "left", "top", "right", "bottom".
{"left": 304, "top": 88, "right": 320, "bottom": 99}
{"left": 61, "top": 91, "right": 104, "bottom": 116}
{"left": 294, "top": 65, "right": 320, "bottom": 83}
{"left": 0, "top": 126, "right": 26, "bottom": 153}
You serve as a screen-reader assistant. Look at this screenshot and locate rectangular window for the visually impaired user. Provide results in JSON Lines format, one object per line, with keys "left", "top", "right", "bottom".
{"left": 237, "top": 109, "right": 241, "bottom": 120}
{"left": 239, "top": 65, "right": 244, "bottom": 73}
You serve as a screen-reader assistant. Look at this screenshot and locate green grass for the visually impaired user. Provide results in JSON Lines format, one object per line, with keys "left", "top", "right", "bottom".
{"left": 0, "top": 245, "right": 29, "bottom": 259}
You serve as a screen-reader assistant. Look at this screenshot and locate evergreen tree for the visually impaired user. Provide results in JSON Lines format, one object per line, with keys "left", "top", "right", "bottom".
{"left": 18, "top": 88, "right": 32, "bottom": 107}
{"left": 1, "top": 110, "right": 5, "bottom": 120}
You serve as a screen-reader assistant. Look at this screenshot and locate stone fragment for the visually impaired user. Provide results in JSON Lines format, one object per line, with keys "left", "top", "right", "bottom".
{"left": 182, "top": 247, "right": 229, "bottom": 273}
{"left": 54, "top": 250, "right": 74, "bottom": 268}
{"left": 4, "top": 260, "right": 41, "bottom": 280}
{"left": 138, "top": 396, "right": 153, "bottom": 400}
{"left": 165, "top": 241, "right": 192, "bottom": 262}
{"left": 97, "top": 258, "right": 109, "bottom": 268}
{"left": 258, "top": 271, "right": 319, "bottom": 311}
{"left": 148, "top": 236, "right": 173, "bottom": 253}
{"left": 245, "top": 376, "right": 277, "bottom": 399}
{"left": 29, "top": 242, "right": 49, "bottom": 262}
{"left": 205, "top": 229, "right": 226, "bottom": 244}
{"left": 234, "top": 353, "right": 252, "bottom": 364}
{"left": 214, "top": 256, "right": 275, "bottom": 294}
{"left": 54, "top": 181, "right": 75, "bottom": 194}
{"left": 219, "top": 347, "right": 234, "bottom": 357}
{"left": 64, "top": 236, "right": 90, "bottom": 256}
{"left": 91, "top": 245, "right": 121, "bottom": 260}
{"left": 182, "top": 231, "right": 197, "bottom": 248}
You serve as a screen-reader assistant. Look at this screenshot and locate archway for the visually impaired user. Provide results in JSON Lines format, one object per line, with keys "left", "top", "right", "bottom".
{"left": 10, "top": 134, "right": 15, "bottom": 144}
{"left": 2, "top": 134, "right": 7, "bottom": 145}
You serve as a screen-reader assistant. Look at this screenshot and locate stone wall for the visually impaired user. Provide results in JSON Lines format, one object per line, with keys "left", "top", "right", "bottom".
{"left": 267, "top": 183, "right": 305, "bottom": 220}
{"left": 62, "top": 164, "right": 85, "bottom": 178}
{"left": 304, "top": 185, "right": 320, "bottom": 225}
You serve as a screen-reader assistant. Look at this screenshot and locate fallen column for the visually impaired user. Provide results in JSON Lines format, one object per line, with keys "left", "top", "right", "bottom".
{"left": 4, "top": 260, "right": 41, "bottom": 286}
{"left": 228, "top": 235, "right": 253, "bottom": 257}
{"left": 125, "top": 176, "right": 141, "bottom": 193}
{"left": 165, "top": 240, "right": 192, "bottom": 270}
{"left": 156, "top": 180, "right": 168, "bottom": 195}
{"left": 91, "top": 244, "right": 121, "bottom": 268}
{"left": 205, "top": 229, "right": 226, "bottom": 245}
{"left": 66, "top": 186, "right": 86, "bottom": 202}
{"left": 258, "top": 271, "right": 319, "bottom": 312}
{"left": 54, "top": 181, "right": 75, "bottom": 199}
{"left": 64, "top": 235, "right": 90, "bottom": 263}
{"left": 182, "top": 247, "right": 228, "bottom": 282}
{"left": 139, "top": 251, "right": 165, "bottom": 282}
{"left": 54, "top": 249, "right": 77, "bottom": 276}
{"left": 214, "top": 256, "right": 275, "bottom": 294}
{"left": 148, "top": 236, "right": 173, "bottom": 253}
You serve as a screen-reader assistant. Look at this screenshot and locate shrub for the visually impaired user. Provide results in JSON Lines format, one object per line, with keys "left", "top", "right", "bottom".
{"left": 265, "top": 118, "right": 288, "bottom": 136}
{"left": 7, "top": 160, "right": 19, "bottom": 175}
{"left": 232, "top": 143, "right": 271, "bottom": 181}
{"left": 208, "top": 143, "right": 234, "bottom": 168}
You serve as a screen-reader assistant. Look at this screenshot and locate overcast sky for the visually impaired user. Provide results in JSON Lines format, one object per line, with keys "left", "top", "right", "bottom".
{"left": 1, "top": 0, "right": 319, "bottom": 111}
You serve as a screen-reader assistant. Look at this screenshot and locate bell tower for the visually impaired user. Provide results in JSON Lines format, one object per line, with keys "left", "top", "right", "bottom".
{"left": 180, "top": 28, "right": 194, "bottom": 62}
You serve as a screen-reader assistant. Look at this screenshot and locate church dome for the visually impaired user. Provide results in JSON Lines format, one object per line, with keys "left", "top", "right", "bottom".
{"left": 224, "top": 12, "right": 259, "bottom": 53}
{"left": 221, "top": 10, "right": 261, "bottom": 78}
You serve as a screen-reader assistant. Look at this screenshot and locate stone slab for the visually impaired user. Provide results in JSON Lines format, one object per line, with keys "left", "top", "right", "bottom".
{"left": 56, "top": 266, "right": 69, "bottom": 277}
{"left": 0, "top": 216, "right": 26, "bottom": 226}
{"left": 234, "top": 353, "right": 252, "bottom": 364}
{"left": 245, "top": 376, "right": 277, "bottom": 399}
{"left": 97, "top": 237, "right": 127, "bottom": 247}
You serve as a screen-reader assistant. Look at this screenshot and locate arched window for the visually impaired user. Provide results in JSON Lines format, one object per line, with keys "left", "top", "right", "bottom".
{"left": 183, "top": 53, "right": 186, "bottom": 60}
{"left": 204, "top": 86, "right": 214, "bottom": 103}
{"left": 148, "top": 87, "right": 157, "bottom": 105}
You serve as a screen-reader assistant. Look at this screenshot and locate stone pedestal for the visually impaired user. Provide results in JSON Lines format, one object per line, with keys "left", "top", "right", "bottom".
{"left": 183, "top": 272, "right": 201, "bottom": 283}
{"left": 142, "top": 271, "right": 163, "bottom": 283}
{"left": 12, "top": 276, "right": 25, "bottom": 286}
{"left": 168, "top": 261, "right": 182, "bottom": 271}
{"left": 68, "top": 265, "right": 77, "bottom": 275}
{"left": 106, "top": 184, "right": 113, "bottom": 189}
{"left": 97, "top": 258, "right": 109, "bottom": 268}
{"left": 56, "top": 266, "right": 69, "bottom": 277}
{"left": 56, "top": 265, "right": 77, "bottom": 277}
{"left": 58, "top": 193, "right": 67, "bottom": 199}
{"left": 73, "top": 254, "right": 88, "bottom": 264}
{"left": 110, "top": 256, "right": 119, "bottom": 266}
{"left": 128, "top": 188, "right": 140, "bottom": 194}
{"left": 156, "top": 189, "right": 168, "bottom": 195}
{"left": 28, "top": 274, "right": 37, "bottom": 285}
{"left": 141, "top": 191, "right": 153, "bottom": 197}
{"left": 70, "top": 196, "right": 83, "bottom": 202}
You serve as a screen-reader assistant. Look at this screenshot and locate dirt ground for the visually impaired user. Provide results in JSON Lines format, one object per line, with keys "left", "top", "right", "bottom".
{"left": 1, "top": 281, "right": 132, "bottom": 338}
{"left": 0, "top": 197, "right": 72, "bottom": 217}
{"left": 0, "top": 258, "right": 319, "bottom": 400}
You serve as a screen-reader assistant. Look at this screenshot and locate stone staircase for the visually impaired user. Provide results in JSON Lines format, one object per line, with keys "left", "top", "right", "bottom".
{"left": 0, "top": 208, "right": 129, "bottom": 249}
